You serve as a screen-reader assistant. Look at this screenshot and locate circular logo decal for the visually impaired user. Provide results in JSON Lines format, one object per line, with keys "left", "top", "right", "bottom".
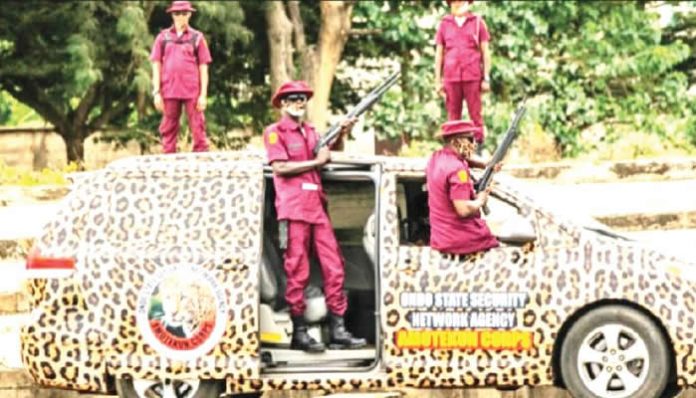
{"left": 136, "top": 264, "right": 228, "bottom": 361}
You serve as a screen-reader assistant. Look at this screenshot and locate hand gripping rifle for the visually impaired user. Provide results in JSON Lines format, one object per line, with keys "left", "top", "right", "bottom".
{"left": 313, "top": 70, "right": 401, "bottom": 155}
{"left": 474, "top": 100, "right": 527, "bottom": 211}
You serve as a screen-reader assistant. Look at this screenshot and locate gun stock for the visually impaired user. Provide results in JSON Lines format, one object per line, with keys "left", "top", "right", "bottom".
{"left": 314, "top": 71, "right": 401, "bottom": 155}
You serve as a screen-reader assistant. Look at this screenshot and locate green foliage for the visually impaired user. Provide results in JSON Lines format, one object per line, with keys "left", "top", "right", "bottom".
{"left": 0, "top": 1, "right": 252, "bottom": 160}
{"left": 0, "top": 160, "right": 77, "bottom": 186}
{"left": 0, "top": 91, "right": 41, "bottom": 125}
{"left": 348, "top": 0, "right": 696, "bottom": 158}
{"left": 1, "top": 1, "right": 694, "bottom": 162}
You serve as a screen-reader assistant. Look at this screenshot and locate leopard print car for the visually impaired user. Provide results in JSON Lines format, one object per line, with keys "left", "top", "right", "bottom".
{"left": 21, "top": 151, "right": 696, "bottom": 398}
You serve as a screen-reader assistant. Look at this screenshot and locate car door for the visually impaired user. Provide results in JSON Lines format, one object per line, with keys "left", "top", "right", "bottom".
{"left": 77, "top": 158, "right": 264, "bottom": 382}
{"left": 379, "top": 172, "right": 540, "bottom": 388}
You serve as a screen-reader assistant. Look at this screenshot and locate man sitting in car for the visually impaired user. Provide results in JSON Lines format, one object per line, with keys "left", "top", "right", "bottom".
{"left": 426, "top": 120, "right": 499, "bottom": 255}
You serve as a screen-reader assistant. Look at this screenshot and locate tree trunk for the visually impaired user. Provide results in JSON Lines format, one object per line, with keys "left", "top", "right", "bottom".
{"left": 62, "top": 126, "right": 86, "bottom": 165}
{"left": 309, "top": 1, "right": 354, "bottom": 131}
{"left": 264, "top": 2, "right": 354, "bottom": 130}
{"left": 265, "top": 2, "right": 294, "bottom": 95}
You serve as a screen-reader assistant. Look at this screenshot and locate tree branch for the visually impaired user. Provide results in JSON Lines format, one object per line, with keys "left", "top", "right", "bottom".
{"left": 73, "top": 82, "right": 99, "bottom": 128}
{"left": 265, "top": 1, "right": 294, "bottom": 92}
{"left": 88, "top": 95, "right": 131, "bottom": 130}
{"left": 287, "top": 1, "right": 306, "bottom": 54}
{"left": 288, "top": 1, "right": 315, "bottom": 82}
{"left": 2, "top": 80, "right": 67, "bottom": 131}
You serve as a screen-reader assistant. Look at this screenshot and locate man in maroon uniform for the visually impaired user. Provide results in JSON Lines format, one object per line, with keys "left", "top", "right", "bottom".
{"left": 150, "top": 0, "right": 212, "bottom": 153}
{"left": 435, "top": 0, "right": 491, "bottom": 143}
{"left": 426, "top": 120, "right": 499, "bottom": 255}
{"left": 263, "top": 81, "right": 366, "bottom": 352}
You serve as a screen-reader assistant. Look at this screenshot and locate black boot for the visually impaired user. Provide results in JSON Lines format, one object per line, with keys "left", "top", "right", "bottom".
{"left": 291, "top": 316, "right": 325, "bottom": 353}
{"left": 328, "top": 313, "right": 367, "bottom": 349}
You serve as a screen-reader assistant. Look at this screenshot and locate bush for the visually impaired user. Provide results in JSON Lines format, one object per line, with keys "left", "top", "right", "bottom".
{"left": 0, "top": 161, "right": 77, "bottom": 186}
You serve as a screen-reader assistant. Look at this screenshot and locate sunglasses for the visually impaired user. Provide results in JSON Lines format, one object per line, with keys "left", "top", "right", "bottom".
{"left": 457, "top": 135, "right": 475, "bottom": 143}
{"left": 172, "top": 11, "right": 190, "bottom": 16}
{"left": 284, "top": 94, "right": 308, "bottom": 103}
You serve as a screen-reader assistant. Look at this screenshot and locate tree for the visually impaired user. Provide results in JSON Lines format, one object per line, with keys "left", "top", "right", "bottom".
{"left": 0, "top": 1, "right": 250, "bottom": 163}
{"left": 347, "top": 1, "right": 693, "bottom": 156}
{"left": 264, "top": 1, "right": 355, "bottom": 130}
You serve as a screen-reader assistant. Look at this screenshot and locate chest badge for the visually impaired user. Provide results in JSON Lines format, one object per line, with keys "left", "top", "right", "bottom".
{"left": 457, "top": 170, "right": 469, "bottom": 183}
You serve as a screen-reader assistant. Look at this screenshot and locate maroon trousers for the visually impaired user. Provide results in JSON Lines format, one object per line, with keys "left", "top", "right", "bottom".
{"left": 444, "top": 80, "right": 485, "bottom": 142}
{"left": 159, "top": 98, "right": 209, "bottom": 154}
{"left": 284, "top": 216, "right": 347, "bottom": 317}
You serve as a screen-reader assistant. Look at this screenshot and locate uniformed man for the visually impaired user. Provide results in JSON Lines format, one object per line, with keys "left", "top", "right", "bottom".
{"left": 150, "top": 0, "right": 212, "bottom": 153}
{"left": 426, "top": 120, "right": 499, "bottom": 255}
{"left": 434, "top": 0, "right": 491, "bottom": 143}
{"left": 263, "top": 81, "right": 366, "bottom": 353}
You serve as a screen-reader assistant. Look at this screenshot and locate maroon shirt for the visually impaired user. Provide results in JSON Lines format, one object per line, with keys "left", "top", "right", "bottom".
{"left": 435, "top": 14, "right": 490, "bottom": 82}
{"left": 426, "top": 147, "right": 498, "bottom": 255}
{"left": 263, "top": 115, "right": 327, "bottom": 224}
{"left": 150, "top": 26, "right": 212, "bottom": 99}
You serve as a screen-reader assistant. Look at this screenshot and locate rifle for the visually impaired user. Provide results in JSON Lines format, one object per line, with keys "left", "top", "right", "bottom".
{"left": 314, "top": 70, "right": 401, "bottom": 155}
{"left": 475, "top": 100, "right": 527, "bottom": 195}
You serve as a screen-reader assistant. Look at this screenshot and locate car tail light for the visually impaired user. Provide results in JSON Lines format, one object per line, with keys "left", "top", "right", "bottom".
{"left": 25, "top": 248, "right": 76, "bottom": 278}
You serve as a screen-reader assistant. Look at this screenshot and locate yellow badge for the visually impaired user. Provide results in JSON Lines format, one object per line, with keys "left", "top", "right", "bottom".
{"left": 457, "top": 169, "right": 469, "bottom": 183}
{"left": 268, "top": 132, "right": 278, "bottom": 145}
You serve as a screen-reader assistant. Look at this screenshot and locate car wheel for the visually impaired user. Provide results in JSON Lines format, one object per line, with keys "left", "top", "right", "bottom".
{"left": 560, "top": 305, "right": 671, "bottom": 398}
{"left": 115, "top": 378, "right": 224, "bottom": 398}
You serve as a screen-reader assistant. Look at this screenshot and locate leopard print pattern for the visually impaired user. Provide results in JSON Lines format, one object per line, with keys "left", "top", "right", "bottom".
{"left": 21, "top": 152, "right": 696, "bottom": 396}
{"left": 22, "top": 152, "right": 265, "bottom": 393}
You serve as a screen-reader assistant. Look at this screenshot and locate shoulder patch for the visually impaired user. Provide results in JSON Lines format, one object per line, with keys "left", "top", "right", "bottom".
{"left": 268, "top": 132, "right": 278, "bottom": 145}
{"left": 457, "top": 169, "right": 469, "bottom": 183}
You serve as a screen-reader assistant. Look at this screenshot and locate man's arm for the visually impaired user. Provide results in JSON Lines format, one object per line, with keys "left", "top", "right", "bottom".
{"left": 435, "top": 44, "right": 445, "bottom": 97}
{"left": 481, "top": 41, "right": 491, "bottom": 81}
{"left": 197, "top": 64, "right": 209, "bottom": 111}
{"left": 452, "top": 188, "right": 490, "bottom": 218}
{"left": 151, "top": 61, "right": 163, "bottom": 112}
{"left": 271, "top": 147, "right": 330, "bottom": 176}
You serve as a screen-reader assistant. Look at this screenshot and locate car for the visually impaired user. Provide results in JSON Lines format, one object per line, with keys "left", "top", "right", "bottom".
{"left": 21, "top": 150, "right": 696, "bottom": 398}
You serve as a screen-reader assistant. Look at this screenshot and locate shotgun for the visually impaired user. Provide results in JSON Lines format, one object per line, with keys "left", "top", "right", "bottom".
{"left": 314, "top": 70, "right": 401, "bottom": 155}
{"left": 475, "top": 100, "right": 527, "bottom": 194}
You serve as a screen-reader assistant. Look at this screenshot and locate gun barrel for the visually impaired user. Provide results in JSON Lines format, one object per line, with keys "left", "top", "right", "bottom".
{"left": 475, "top": 101, "right": 526, "bottom": 193}
{"left": 314, "top": 70, "right": 401, "bottom": 154}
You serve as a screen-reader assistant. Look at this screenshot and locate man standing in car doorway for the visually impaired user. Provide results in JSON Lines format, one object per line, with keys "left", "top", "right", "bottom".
{"left": 435, "top": 0, "right": 491, "bottom": 144}
{"left": 426, "top": 120, "right": 499, "bottom": 255}
{"left": 263, "top": 81, "right": 366, "bottom": 353}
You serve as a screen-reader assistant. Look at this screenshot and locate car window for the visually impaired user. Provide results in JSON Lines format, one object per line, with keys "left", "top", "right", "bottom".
{"left": 396, "top": 177, "right": 536, "bottom": 246}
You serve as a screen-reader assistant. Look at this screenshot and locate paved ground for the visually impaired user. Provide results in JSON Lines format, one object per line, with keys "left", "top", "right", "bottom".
{"left": 516, "top": 178, "right": 696, "bottom": 219}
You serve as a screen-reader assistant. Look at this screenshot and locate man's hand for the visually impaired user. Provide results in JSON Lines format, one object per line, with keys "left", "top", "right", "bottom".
{"left": 196, "top": 95, "right": 207, "bottom": 112}
{"left": 339, "top": 117, "right": 358, "bottom": 138}
{"left": 436, "top": 80, "right": 445, "bottom": 98}
{"left": 481, "top": 80, "right": 491, "bottom": 93}
{"left": 315, "top": 147, "right": 331, "bottom": 167}
{"left": 154, "top": 94, "right": 164, "bottom": 113}
{"left": 492, "top": 162, "right": 503, "bottom": 173}
{"left": 478, "top": 185, "right": 493, "bottom": 207}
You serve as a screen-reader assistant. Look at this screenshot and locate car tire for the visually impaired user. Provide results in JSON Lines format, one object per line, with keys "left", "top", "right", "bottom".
{"left": 560, "top": 305, "right": 671, "bottom": 398}
{"left": 115, "top": 378, "right": 224, "bottom": 398}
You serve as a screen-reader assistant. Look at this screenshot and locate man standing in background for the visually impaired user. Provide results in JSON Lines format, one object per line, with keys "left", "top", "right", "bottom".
{"left": 435, "top": 0, "right": 491, "bottom": 144}
{"left": 150, "top": 0, "right": 212, "bottom": 153}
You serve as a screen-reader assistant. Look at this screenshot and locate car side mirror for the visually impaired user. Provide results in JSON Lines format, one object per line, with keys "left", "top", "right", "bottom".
{"left": 494, "top": 215, "right": 537, "bottom": 245}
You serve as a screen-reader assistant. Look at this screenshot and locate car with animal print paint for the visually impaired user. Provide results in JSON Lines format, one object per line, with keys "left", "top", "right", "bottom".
{"left": 21, "top": 151, "right": 696, "bottom": 398}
